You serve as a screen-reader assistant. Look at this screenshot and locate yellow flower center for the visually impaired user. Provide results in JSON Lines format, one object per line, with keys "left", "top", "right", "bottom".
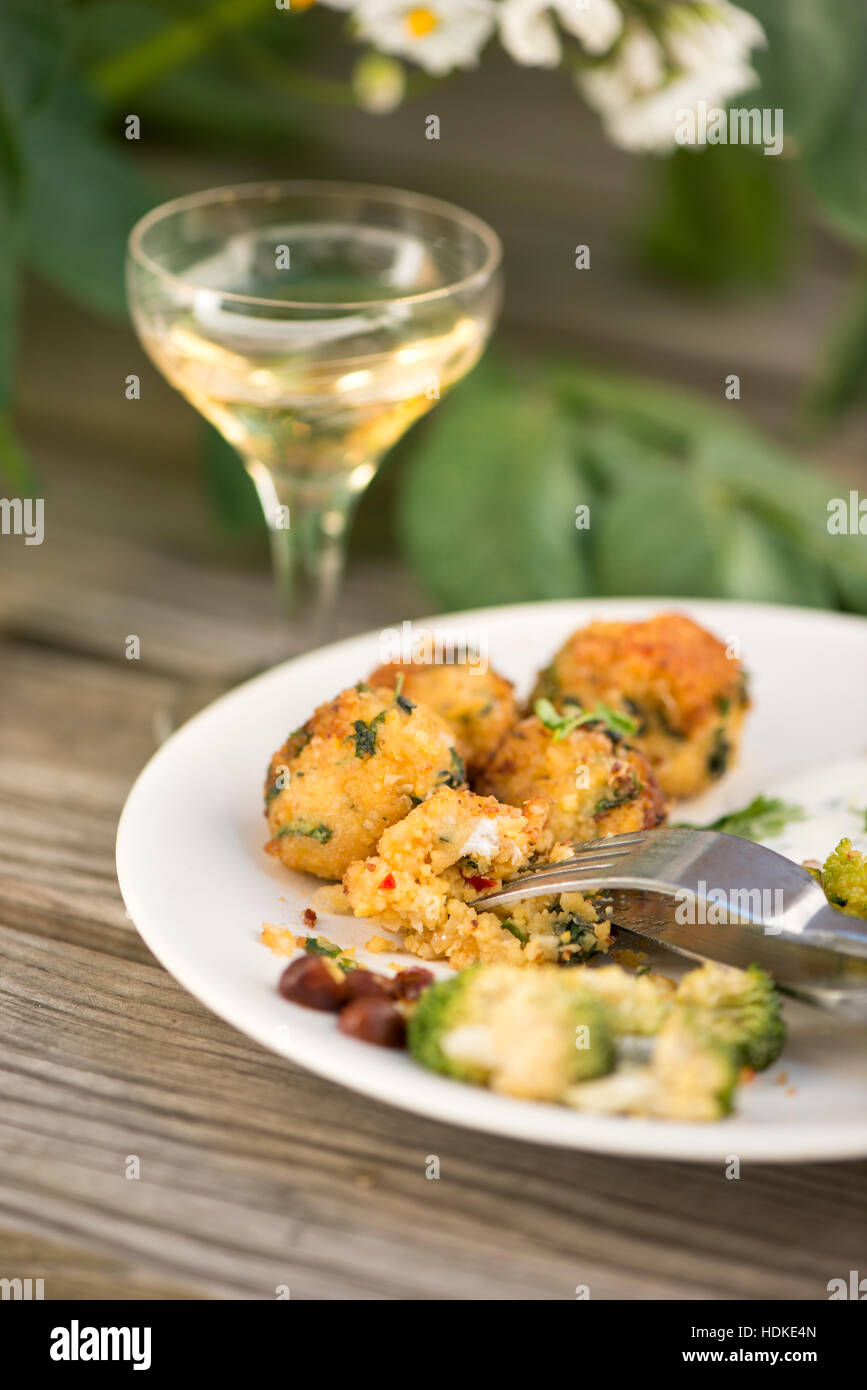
{"left": 405, "top": 7, "right": 438, "bottom": 37}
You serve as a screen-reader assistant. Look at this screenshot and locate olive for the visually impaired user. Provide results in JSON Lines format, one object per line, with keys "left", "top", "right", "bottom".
{"left": 344, "top": 969, "right": 395, "bottom": 1001}
{"left": 278, "top": 955, "right": 347, "bottom": 1011}
{"left": 392, "top": 967, "right": 434, "bottom": 1001}
{"left": 338, "top": 995, "right": 406, "bottom": 1048}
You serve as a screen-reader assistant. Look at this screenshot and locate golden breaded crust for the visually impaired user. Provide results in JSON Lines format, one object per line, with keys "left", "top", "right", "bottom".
{"left": 533, "top": 613, "right": 745, "bottom": 734}
{"left": 264, "top": 685, "right": 462, "bottom": 880}
{"left": 367, "top": 660, "right": 518, "bottom": 776}
{"left": 477, "top": 716, "right": 666, "bottom": 842}
{"left": 531, "top": 613, "right": 750, "bottom": 800}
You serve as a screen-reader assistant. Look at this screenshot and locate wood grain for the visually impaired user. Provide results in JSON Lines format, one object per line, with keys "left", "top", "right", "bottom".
{"left": 2, "top": 87, "right": 866, "bottom": 1299}
{"left": 2, "top": 632, "right": 866, "bottom": 1300}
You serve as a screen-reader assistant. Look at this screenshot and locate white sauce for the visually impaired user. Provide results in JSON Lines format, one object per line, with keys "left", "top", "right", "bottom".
{"left": 755, "top": 756, "right": 867, "bottom": 865}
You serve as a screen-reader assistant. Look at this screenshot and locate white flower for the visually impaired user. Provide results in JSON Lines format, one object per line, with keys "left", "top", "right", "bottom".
{"left": 578, "top": 4, "right": 765, "bottom": 154}
{"left": 353, "top": 0, "right": 496, "bottom": 75}
{"left": 499, "top": 0, "right": 623, "bottom": 69}
{"left": 665, "top": 1, "right": 766, "bottom": 71}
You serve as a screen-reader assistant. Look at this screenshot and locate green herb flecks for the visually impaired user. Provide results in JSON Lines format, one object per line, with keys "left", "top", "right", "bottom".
{"left": 501, "top": 919, "right": 528, "bottom": 945}
{"left": 557, "top": 915, "right": 602, "bottom": 964}
{"left": 392, "top": 672, "right": 415, "bottom": 713}
{"left": 687, "top": 795, "right": 805, "bottom": 843}
{"left": 286, "top": 725, "right": 313, "bottom": 753}
{"left": 438, "top": 748, "right": 466, "bottom": 789}
{"left": 352, "top": 709, "right": 387, "bottom": 758}
{"left": 707, "top": 728, "right": 731, "bottom": 777}
{"left": 535, "top": 697, "right": 639, "bottom": 742}
{"left": 275, "top": 822, "right": 333, "bottom": 844}
{"left": 303, "top": 936, "right": 357, "bottom": 971}
{"left": 594, "top": 774, "right": 642, "bottom": 817}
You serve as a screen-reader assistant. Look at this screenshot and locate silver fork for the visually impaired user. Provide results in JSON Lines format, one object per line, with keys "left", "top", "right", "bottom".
{"left": 471, "top": 828, "right": 867, "bottom": 1014}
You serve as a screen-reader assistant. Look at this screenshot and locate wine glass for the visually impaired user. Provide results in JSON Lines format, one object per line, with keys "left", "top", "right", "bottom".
{"left": 127, "top": 180, "right": 502, "bottom": 643}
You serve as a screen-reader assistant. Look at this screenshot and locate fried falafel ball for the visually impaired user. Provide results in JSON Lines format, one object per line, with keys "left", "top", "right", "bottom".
{"left": 264, "top": 684, "right": 465, "bottom": 880}
{"left": 477, "top": 714, "right": 666, "bottom": 843}
{"left": 530, "top": 613, "right": 749, "bottom": 801}
{"left": 366, "top": 659, "right": 519, "bottom": 778}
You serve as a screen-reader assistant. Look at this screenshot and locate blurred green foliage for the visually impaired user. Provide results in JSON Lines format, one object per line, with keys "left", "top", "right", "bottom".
{"left": 644, "top": 0, "right": 867, "bottom": 418}
{"left": 401, "top": 358, "right": 867, "bottom": 613}
{"left": 0, "top": 0, "right": 865, "bottom": 612}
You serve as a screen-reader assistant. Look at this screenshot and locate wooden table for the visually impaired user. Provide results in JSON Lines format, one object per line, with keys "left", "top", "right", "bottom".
{"left": 3, "top": 77, "right": 867, "bottom": 1297}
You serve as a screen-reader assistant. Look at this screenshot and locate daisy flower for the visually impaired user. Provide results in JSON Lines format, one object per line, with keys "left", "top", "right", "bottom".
{"left": 353, "top": 0, "right": 496, "bottom": 75}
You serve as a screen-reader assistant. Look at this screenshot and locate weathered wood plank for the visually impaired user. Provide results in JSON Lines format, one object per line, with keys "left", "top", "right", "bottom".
{"left": 2, "top": 927, "right": 863, "bottom": 1300}
{"left": 3, "top": 78, "right": 866, "bottom": 1299}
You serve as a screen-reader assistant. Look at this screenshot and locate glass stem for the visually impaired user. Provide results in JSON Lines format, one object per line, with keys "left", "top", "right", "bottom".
{"left": 246, "top": 459, "right": 364, "bottom": 647}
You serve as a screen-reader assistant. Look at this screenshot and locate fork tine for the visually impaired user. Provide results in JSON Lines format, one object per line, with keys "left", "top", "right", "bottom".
{"left": 466, "top": 831, "right": 647, "bottom": 907}
{"left": 475, "top": 856, "right": 628, "bottom": 894}
{"left": 570, "top": 831, "right": 647, "bottom": 851}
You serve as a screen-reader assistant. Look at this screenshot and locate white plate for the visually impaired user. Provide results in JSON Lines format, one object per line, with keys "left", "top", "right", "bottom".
{"left": 116, "top": 599, "right": 867, "bottom": 1162}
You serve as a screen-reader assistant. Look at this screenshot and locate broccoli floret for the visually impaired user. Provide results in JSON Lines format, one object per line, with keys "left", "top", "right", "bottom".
{"left": 650, "top": 1011, "right": 739, "bottom": 1121}
{"left": 822, "top": 838, "right": 867, "bottom": 919}
{"left": 406, "top": 967, "right": 489, "bottom": 1082}
{"left": 408, "top": 964, "right": 615, "bottom": 1100}
{"left": 673, "top": 961, "right": 785, "bottom": 1072}
{"left": 565, "top": 1011, "right": 738, "bottom": 1121}
{"left": 570, "top": 964, "right": 674, "bottom": 1035}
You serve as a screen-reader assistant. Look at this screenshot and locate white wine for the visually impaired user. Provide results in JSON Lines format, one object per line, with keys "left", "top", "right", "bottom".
{"left": 128, "top": 184, "right": 501, "bottom": 621}
{"left": 137, "top": 225, "right": 488, "bottom": 486}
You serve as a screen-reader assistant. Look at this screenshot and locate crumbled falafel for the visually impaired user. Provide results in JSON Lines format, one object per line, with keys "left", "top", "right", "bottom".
{"left": 342, "top": 785, "right": 607, "bottom": 969}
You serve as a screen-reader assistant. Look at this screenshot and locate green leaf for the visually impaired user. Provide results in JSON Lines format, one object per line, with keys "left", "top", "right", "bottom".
{"left": 695, "top": 431, "right": 867, "bottom": 607}
{"left": 19, "top": 81, "right": 155, "bottom": 319}
{"left": 0, "top": 411, "right": 37, "bottom": 493}
{"left": 0, "top": 0, "right": 67, "bottom": 121}
{"left": 745, "top": 0, "right": 861, "bottom": 156}
{"left": 399, "top": 366, "right": 588, "bottom": 609}
{"left": 808, "top": 262, "right": 867, "bottom": 420}
{"left": 592, "top": 470, "right": 723, "bottom": 599}
{"left": 0, "top": 0, "right": 67, "bottom": 453}
{"left": 555, "top": 360, "right": 867, "bottom": 613}
{"left": 694, "top": 795, "right": 805, "bottom": 843}
{"left": 73, "top": 1, "right": 307, "bottom": 147}
{"left": 534, "top": 697, "right": 638, "bottom": 741}
{"left": 0, "top": 196, "right": 19, "bottom": 406}
{"left": 802, "top": 68, "right": 867, "bottom": 247}
{"left": 784, "top": 2, "right": 867, "bottom": 246}
{"left": 640, "top": 143, "right": 788, "bottom": 288}
{"left": 201, "top": 422, "right": 265, "bottom": 535}
{"left": 718, "top": 510, "right": 835, "bottom": 608}
{"left": 87, "top": 0, "right": 278, "bottom": 101}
